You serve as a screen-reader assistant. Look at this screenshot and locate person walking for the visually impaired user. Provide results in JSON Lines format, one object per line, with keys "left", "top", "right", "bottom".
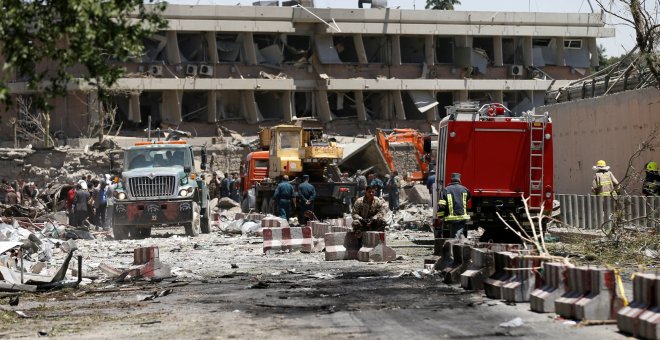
{"left": 591, "top": 160, "right": 619, "bottom": 196}
{"left": 74, "top": 184, "right": 90, "bottom": 228}
{"left": 93, "top": 182, "right": 109, "bottom": 230}
{"left": 297, "top": 174, "right": 316, "bottom": 225}
{"left": 439, "top": 172, "right": 471, "bottom": 239}
{"left": 643, "top": 161, "right": 660, "bottom": 196}
{"left": 273, "top": 175, "right": 294, "bottom": 220}
{"left": 208, "top": 172, "right": 221, "bottom": 200}
{"left": 386, "top": 171, "right": 400, "bottom": 212}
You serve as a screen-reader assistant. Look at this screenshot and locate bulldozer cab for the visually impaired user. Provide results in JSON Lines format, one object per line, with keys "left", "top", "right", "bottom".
{"left": 268, "top": 125, "right": 303, "bottom": 178}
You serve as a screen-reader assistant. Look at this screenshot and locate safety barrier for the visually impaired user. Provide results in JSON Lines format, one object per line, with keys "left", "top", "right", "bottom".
{"left": 460, "top": 247, "right": 494, "bottom": 290}
{"left": 261, "top": 216, "right": 288, "bottom": 228}
{"left": 324, "top": 232, "right": 360, "bottom": 261}
{"left": 554, "top": 267, "right": 624, "bottom": 321}
{"left": 433, "top": 239, "right": 456, "bottom": 271}
{"left": 530, "top": 262, "right": 573, "bottom": 313}
{"left": 262, "top": 227, "right": 313, "bottom": 254}
{"left": 556, "top": 194, "right": 660, "bottom": 230}
{"left": 441, "top": 243, "right": 471, "bottom": 284}
{"left": 131, "top": 246, "right": 171, "bottom": 279}
{"left": 483, "top": 252, "right": 517, "bottom": 299}
{"left": 617, "top": 273, "right": 659, "bottom": 339}
{"left": 357, "top": 231, "right": 396, "bottom": 262}
{"left": 501, "top": 257, "right": 544, "bottom": 302}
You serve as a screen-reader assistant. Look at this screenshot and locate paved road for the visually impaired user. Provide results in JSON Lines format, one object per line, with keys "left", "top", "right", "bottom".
{"left": 0, "top": 229, "right": 624, "bottom": 339}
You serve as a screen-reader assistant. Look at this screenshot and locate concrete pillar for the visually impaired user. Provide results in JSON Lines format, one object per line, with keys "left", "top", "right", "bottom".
{"left": 425, "top": 35, "right": 435, "bottom": 66}
{"left": 162, "top": 90, "right": 182, "bottom": 124}
{"left": 493, "top": 90, "right": 504, "bottom": 103}
{"left": 242, "top": 90, "right": 260, "bottom": 124}
{"left": 353, "top": 34, "right": 368, "bottom": 64}
{"left": 390, "top": 35, "right": 402, "bottom": 66}
{"left": 522, "top": 36, "right": 533, "bottom": 67}
{"left": 166, "top": 31, "right": 182, "bottom": 65}
{"left": 207, "top": 91, "right": 217, "bottom": 123}
{"left": 316, "top": 90, "right": 333, "bottom": 123}
{"left": 587, "top": 37, "right": 599, "bottom": 67}
{"left": 206, "top": 32, "right": 219, "bottom": 64}
{"left": 281, "top": 90, "right": 293, "bottom": 122}
{"left": 355, "top": 90, "right": 368, "bottom": 121}
{"left": 241, "top": 32, "right": 258, "bottom": 65}
{"left": 555, "top": 37, "right": 565, "bottom": 66}
{"left": 393, "top": 90, "right": 405, "bottom": 120}
{"left": 455, "top": 36, "right": 472, "bottom": 48}
{"left": 129, "top": 93, "right": 141, "bottom": 123}
{"left": 493, "top": 36, "right": 504, "bottom": 67}
{"left": 456, "top": 90, "right": 468, "bottom": 102}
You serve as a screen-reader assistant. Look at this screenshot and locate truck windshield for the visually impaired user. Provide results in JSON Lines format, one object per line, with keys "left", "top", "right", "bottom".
{"left": 125, "top": 148, "right": 189, "bottom": 170}
{"left": 279, "top": 131, "right": 300, "bottom": 149}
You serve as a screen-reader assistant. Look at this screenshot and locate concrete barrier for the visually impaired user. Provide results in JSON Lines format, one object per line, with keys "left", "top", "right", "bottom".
{"left": 637, "top": 278, "right": 660, "bottom": 340}
{"left": 483, "top": 251, "right": 516, "bottom": 299}
{"left": 433, "top": 239, "right": 456, "bottom": 271}
{"left": 617, "top": 273, "right": 658, "bottom": 338}
{"left": 357, "top": 232, "right": 396, "bottom": 262}
{"left": 324, "top": 232, "right": 360, "bottom": 261}
{"left": 555, "top": 267, "right": 623, "bottom": 321}
{"left": 530, "top": 262, "right": 572, "bottom": 313}
{"left": 310, "top": 222, "right": 331, "bottom": 238}
{"left": 262, "top": 227, "right": 313, "bottom": 253}
{"left": 460, "top": 247, "right": 495, "bottom": 290}
{"left": 442, "top": 243, "right": 472, "bottom": 284}
{"left": 130, "top": 246, "right": 171, "bottom": 279}
{"left": 501, "top": 257, "right": 544, "bottom": 302}
{"left": 261, "top": 217, "right": 287, "bottom": 228}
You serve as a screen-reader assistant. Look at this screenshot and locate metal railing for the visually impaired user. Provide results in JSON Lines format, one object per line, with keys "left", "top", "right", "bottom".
{"left": 556, "top": 194, "right": 660, "bottom": 230}
{"left": 128, "top": 175, "right": 177, "bottom": 198}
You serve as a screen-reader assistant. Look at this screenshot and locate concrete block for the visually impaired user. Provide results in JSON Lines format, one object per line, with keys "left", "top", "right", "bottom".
{"left": 367, "top": 244, "right": 397, "bottom": 262}
{"left": 246, "top": 213, "right": 264, "bottom": 221}
{"left": 530, "top": 262, "right": 572, "bottom": 313}
{"left": 406, "top": 184, "right": 431, "bottom": 205}
{"left": 261, "top": 217, "right": 287, "bottom": 228}
{"left": 574, "top": 268, "right": 621, "bottom": 321}
{"left": 433, "top": 239, "right": 455, "bottom": 271}
{"left": 501, "top": 257, "right": 543, "bottom": 302}
{"left": 311, "top": 222, "right": 331, "bottom": 238}
{"left": 262, "top": 227, "right": 313, "bottom": 253}
{"left": 442, "top": 243, "right": 472, "bottom": 284}
{"left": 460, "top": 247, "right": 495, "bottom": 290}
{"left": 134, "top": 246, "right": 159, "bottom": 265}
{"left": 617, "top": 273, "right": 657, "bottom": 337}
{"left": 555, "top": 267, "right": 591, "bottom": 319}
{"left": 636, "top": 273, "right": 660, "bottom": 339}
{"left": 483, "top": 251, "right": 516, "bottom": 299}
{"left": 357, "top": 232, "right": 395, "bottom": 262}
{"left": 324, "top": 232, "right": 360, "bottom": 261}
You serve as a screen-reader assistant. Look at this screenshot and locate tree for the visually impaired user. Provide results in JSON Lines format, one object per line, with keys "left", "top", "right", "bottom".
{"left": 426, "top": 0, "right": 461, "bottom": 10}
{"left": 0, "top": 1, "right": 167, "bottom": 114}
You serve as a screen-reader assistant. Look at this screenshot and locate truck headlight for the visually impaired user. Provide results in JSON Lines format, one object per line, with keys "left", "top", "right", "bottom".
{"left": 115, "top": 192, "right": 126, "bottom": 200}
{"left": 179, "top": 187, "right": 193, "bottom": 197}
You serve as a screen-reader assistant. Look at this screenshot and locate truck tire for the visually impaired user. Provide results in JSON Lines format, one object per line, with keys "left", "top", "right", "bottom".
{"left": 185, "top": 202, "right": 201, "bottom": 237}
{"left": 200, "top": 207, "right": 211, "bottom": 234}
{"left": 113, "top": 225, "right": 129, "bottom": 240}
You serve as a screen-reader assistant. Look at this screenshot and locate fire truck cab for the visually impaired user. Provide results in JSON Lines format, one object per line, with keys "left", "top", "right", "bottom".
{"left": 432, "top": 102, "right": 556, "bottom": 241}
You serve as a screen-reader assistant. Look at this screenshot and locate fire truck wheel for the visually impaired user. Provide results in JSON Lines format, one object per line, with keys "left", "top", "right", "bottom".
{"left": 113, "top": 225, "right": 129, "bottom": 240}
{"left": 185, "top": 202, "right": 201, "bottom": 237}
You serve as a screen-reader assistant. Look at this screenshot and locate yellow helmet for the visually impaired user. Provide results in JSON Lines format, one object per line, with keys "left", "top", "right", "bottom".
{"left": 596, "top": 160, "right": 607, "bottom": 167}
{"left": 647, "top": 161, "right": 658, "bottom": 172}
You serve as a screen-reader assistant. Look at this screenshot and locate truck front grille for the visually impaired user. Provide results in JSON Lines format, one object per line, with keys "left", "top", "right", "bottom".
{"left": 128, "top": 176, "right": 176, "bottom": 198}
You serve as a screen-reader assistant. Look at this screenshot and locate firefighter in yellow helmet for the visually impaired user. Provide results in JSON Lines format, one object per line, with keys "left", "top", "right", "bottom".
{"left": 591, "top": 160, "right": 619, "bottom": 196}
{"left": 642, "top": 161, "right": 660, "bottom": 196}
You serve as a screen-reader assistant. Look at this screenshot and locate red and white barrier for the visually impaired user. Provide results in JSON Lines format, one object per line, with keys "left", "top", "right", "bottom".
{"left": 357, "top": 231, "right": 396, "bottom": 262}
{"left": 617, "top": 273, "right": 659, "bottom": 339}
{"left": 130, "top": 246, "right": 171, "bottom": 279}
{"left": 530, "top": 262, "right": 573, "bottom": 313}
{"left": 261, "top": 217, "right": 287, "bottom": 228}
{"left": 324, "top": 232, "right": 360, "bottom": 261}
{"left": 262, "top": 227, "right": 312, "bottom": 253}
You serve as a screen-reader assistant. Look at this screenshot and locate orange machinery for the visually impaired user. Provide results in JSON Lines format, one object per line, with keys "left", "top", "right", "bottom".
{"left": 375, "top": 128, "right": 432, "bottom": 182}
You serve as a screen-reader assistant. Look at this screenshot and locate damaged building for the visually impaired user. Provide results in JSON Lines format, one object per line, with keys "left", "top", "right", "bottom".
{"left": 2, "top": 3, "right": 613, "bottom": 138}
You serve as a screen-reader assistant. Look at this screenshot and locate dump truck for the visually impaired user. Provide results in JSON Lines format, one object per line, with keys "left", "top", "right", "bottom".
{"left": 240, "top": 125, "right": 356, "bottom": 219}
{"left": 110, "top": 132, "right": 210, "bottom": 239}
{"left": 431, "top": 102, "right": 557, "bottom": 241}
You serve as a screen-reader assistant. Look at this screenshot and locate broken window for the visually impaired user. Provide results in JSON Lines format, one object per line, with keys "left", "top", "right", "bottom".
{"left": 363, "top": 35, "right": 387, "bottom": 63}
{"left": 436, "top": 92, "right": 453, "bottom": 118}
{"left": 254, "top": 34, "right": 284, "bottom": 65}
{"left": 532, "top": 38, "right": 557, "bottom": 66}
{"left": 181, "top": 91, "right": 208, "bottom": 122}
{"left": 363, "top": 92, "right": 389, "bottom": 119}
{"left": 328, "top": 92, "right": 358, "bottom": 118}
{"left": 400, "top": 36, "right": 425, "bottom": 63}
{"left": 216, "top": 91, "right": 243, "bottom": 120}
{"left": 332, "top": 36, "right": 359, "bottom": 63}
{"left": 107, "top": 95, "right": 131, "bottom": 127}
{"left": 142, "top": 33, "right": 167, "bottom": 62}
{"left": 473, "top": 37, "right": 494, "bottom": 65}
{"left": 255, "top": 91, "right": 284, "bottom": 120}
{"left": 314, "top": 34, "right": 342, "bottom": 64}
{"left": 563, "top": 38, "right": 590, "bottom": 68}
{"left": 293, "top": 92, "right": 314, "bottom": 118}
{"left": 178, "top": 33, "right": 209, "bottom": 63}
{"left": 139, "top": 92, "right": 163, "bottom": 128}
{"left": 407, "top": 91, "right": 439, "bottom": 119}
{"left": 283, "top": 35, "right": 311, "bottom": 64}
{"left": 435, "top": 37, "right": 454, "bottom": 64}
{"left": 216, "top": 34, "right": 241, "bottom": 63}
{"left": 402, "top": 92, "right": 426, "bottom": 120}
{"left": 563, "top": 39, "right": 582, "bottom": 49}
{"left": 502, "top": 38, "right": 519, "bottom": 65}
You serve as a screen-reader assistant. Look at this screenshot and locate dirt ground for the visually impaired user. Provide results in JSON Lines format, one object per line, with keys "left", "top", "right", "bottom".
{"left": 0, "top": 227, "right": 626, "bottom": 339}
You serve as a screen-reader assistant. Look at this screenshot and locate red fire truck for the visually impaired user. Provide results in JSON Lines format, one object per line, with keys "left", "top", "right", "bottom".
{"left": 432, "top": 102, "right": 556, "bottom": 241}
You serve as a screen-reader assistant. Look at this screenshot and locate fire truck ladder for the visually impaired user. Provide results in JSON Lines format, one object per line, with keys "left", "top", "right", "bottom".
{"left": 528, "top": 112, "right": 548, "bottom": 208}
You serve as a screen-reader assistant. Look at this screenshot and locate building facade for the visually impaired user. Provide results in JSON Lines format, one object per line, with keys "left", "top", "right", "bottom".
{"left": 3, "top": 3, "right": 614, "bottom": 138}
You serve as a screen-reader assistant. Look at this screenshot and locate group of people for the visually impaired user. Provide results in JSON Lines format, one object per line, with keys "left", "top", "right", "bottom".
{"left": 208, "top": 172, "right": 240, "bottom": 202}
{"left": 66, "top": 174, "right": 111, "bottom": 230}
{"left": 591, "top": 159, "right": 660, "bottom": 197}
{"left": 0, "top": 179, "right": 41, "bottom": 206}
{"left": 353, "top": 170, "right": 401, "bottom": 212}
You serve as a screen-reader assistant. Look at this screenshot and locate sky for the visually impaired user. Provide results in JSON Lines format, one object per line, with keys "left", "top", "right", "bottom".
{"left": 164, "top": 0, "right": 635, "bottom": 58}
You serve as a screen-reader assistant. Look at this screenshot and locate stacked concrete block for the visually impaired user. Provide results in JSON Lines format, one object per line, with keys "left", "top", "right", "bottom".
{"left": 617, "top": 273, "right": 658, "bottom": 338}
{"left": 357, "top": 232, "right": 397, "bottom": 262}
{"left": 324, "top": 232, "right": 360, "bottom": 261}
{"left": 441, "top": 243, "right": 472, "bottom": 284}
{"left": 246, "top": 213, "right": 264, "bottom": 221}
{"left": 483, "top": 251, "right": 516, "bottom": 299}
{"left": 501, "top": 256, "right": 544, "bottom": 302}
{"left": 555, "top": 267, "right": 622, "bottom": 321}
{"left": 310, "top": 222, "right": 332, "bottom": 238}
{"left": 130, "top": 246, "right": 171, "bottom": 279}
{"left": 262, "top": 227, "right": 313, "bottom": 253}
{"left": 530, "top": 262, "right": 573, "bottom": 313}
{"left": 261, "top": 217, "right": 287, "bottom": 228}
{"left": 460, "top": 247, "right": 496, "bottom": 290}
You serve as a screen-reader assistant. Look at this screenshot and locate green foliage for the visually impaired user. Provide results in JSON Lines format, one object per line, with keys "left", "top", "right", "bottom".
{"left": 0, "top": 1, "right": 167, "bottom": 111}
{"left": 425, "top": 0, "right": 461, "bottom": 10}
